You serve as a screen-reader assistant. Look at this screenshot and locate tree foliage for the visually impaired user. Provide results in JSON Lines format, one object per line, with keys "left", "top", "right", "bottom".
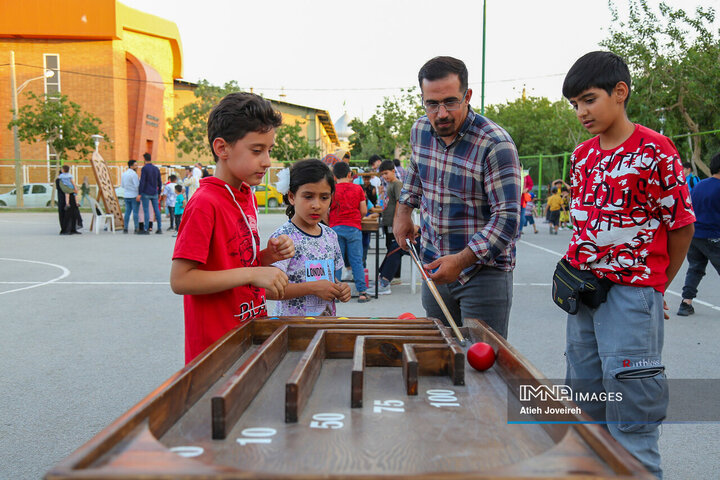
{"left": 8, "top": 92, "right": 108, "bottom": 163}
{"left": 167, "top": 80, "right": 241, "bottom": 158}
{"left": 484, "top": 97, "right": 589, "bottom": 156}
{"left": 601, "top": 0, "right": 720, "bottom": 175}
{"left": 272, "top": 122, "right": 322, "bottom": 163}
{"left": 349, "top": 87, "right": 425, "bottom": 160}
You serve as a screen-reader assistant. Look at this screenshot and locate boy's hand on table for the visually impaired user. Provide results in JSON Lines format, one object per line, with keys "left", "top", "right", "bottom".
{"left": 253, "top": 267, "right": 289, "bottom": 299}
{"left": 335, "top": 281, "right": 352, "bottom": 302}
{"left": 265, "top": 235, "right": 295, "bottom": 263}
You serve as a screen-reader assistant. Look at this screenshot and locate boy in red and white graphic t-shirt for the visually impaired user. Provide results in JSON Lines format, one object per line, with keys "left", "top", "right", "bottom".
{"left": 171, "top": 93, "right": 295, "bottom": 364}
{"left": 560, "top": 52, "right": 694, "bottom": 478}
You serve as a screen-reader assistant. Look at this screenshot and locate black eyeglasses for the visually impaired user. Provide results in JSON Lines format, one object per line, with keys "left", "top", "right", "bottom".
{"left": 423, "top": 90, "right": 467, "bottom": 113}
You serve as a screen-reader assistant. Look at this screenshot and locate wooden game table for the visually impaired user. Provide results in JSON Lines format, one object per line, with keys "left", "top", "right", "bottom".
{"left": 46, "top": 316, "right": 652, "bottom": 479}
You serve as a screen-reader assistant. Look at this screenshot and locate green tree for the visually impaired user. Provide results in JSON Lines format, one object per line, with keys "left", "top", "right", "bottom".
{"left": 271, "top": 122, "right": 322, "bottom": 164}
{"left": 8, "top": 91, "right": 109, "bottom": 206}
{"left": 602, "top": 0, "right": 720, "bottom": 175}
{"left": 9, "top": 91, "right": 108, "bottom": 164}
{"left": 484, "top": 96, "right": 588, "bottom": 156}
{"left": 167, "top": 79, "right": 241, "bottom": 158}
{"left": 349, "top": 87, "right": 425, "bottom": 160}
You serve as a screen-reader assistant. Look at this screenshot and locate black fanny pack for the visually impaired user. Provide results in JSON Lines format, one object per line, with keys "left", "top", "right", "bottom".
{"left": 552, "top": 258, "right": 614, "bottom": 314}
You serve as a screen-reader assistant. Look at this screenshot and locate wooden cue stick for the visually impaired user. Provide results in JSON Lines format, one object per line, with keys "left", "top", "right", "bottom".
{"left": 405, "top": 239, "right": 467, "bottom": 345}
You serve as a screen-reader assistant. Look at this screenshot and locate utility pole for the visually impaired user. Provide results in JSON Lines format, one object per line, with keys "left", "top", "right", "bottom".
{"left": 10, "top": 51, "right": 24, "bottom": 207}
{"left": 481, "top": 0, "right": 487, "bottom": 115}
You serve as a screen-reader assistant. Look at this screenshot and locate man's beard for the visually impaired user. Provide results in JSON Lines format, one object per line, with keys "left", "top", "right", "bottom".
{"left": 433, "top": 118, "right": 456, "bottom": 137}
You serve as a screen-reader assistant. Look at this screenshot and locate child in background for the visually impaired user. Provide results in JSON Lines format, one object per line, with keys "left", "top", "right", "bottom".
{"left": 173, "top": 184, "right": 185, "bottom": 237}
{"left": 80, "top": 176, "right": 90, "bottom": 207}
{"left": 559, "top": 189, "right": 571, "bottom": 230}
{"left": 545, "top": 187, "right": 563, "bottom": 234}
{"left": 170, "top": 92, "right": 295, "bottom": 364}
{"left": 368, "top": 160, "right": 407, "bottom": 296}
{"left": 523, "top": 191, "right": 538, "bottom": 234}
{"left": 57, "top": 165, "right": 77, "bottom": 209}
{"left": 329, "top": 161, "right": 370, "bottom": 303}
{"left": 163, "top": 174, "right": 178, "bottom": 231}
{"left": 271, "top": 159, "right": 351, "bottom": 316}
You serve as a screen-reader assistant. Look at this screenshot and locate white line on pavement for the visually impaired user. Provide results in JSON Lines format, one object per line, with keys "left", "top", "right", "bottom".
{"left": 665, "top": 289, "right": 720, "bottom": 312}
{"left": 519, "top": 240, "right": 720, "bottom": 312}
{"left": 0, "top": 258, "right": 70, "bottom": 295}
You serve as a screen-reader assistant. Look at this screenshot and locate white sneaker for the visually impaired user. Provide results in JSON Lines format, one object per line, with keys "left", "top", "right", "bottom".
{"left": 367, "top": 282, "right": 391, "bottom": 295}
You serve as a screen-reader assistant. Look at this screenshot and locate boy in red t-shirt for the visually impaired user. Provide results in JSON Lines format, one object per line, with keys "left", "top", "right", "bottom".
{"left": 328, "top": 161, "right": 370, "bottom": 302}
{"left": 561, "top": 51, "right": 695, "bottom": 478}
{"left": 170, "top": 93, "right": 295, "bottom": 364}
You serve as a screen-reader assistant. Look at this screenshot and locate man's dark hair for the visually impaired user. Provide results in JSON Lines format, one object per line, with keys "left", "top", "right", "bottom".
{"left": 682, "top": 161, "right": 693, "bottom": 169}
{"left": 143, "top": 152, "right": 151, "bottom": 162}
{"left": 169, "top": 174, "right": 177, "bottom": 182}
{"left": 207, "top": 92, "right": 282, "bottom": 162}
{"left": 379, "top": 160, "right": 395, "bottom": 173}
{"left": 710, "top": 152, "right": 720, "bottom": 175}
{"left": 418, "top": 56, "right": 468, "bottom": 92}
{"left": 333, "top": 161, "right": 350, "bottom": 179}
{"left": 175, "top": 184, "right": 183, "bottom": 193}
{"left": 61, "top": 164, "right": 70, "bottom": 172}
{"left": 128, "top": 160, "right": 137, "bottom": 168}
{"left": 562, "top": 51, "right": 632, "bottom": 107}
{"left": 368, "top": 154, "right": 382, "bottom": 167}
{"left": 393, "top": 158, "right": 401, "bottom": 167}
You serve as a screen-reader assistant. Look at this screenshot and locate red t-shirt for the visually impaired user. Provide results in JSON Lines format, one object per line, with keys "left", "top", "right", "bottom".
{"left": 329, "top": 182, "right": 366, "bottom": 229}
{"left": 565, "top": 124, "right": 695, "bottom": 292}
{"left": 173, "top": 176, "right": 267, "bottom": 363}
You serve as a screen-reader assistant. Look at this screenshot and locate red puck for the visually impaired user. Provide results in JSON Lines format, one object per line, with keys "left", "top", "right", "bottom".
{"left": 467, "top": 342, "right": 496, "bottom": 371}
{"left": 398, "top": 312, "right": 416, "bottom": 319}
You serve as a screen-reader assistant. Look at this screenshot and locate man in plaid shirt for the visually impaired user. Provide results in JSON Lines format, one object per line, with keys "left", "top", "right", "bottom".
{"left": 394, "top": 56, "right": 521, "bottom": 338}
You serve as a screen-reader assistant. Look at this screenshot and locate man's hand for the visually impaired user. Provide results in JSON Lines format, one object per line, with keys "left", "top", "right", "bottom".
{"left": 393, "top": 204, "right": 415, "bottom": 251}
{"left": 263, "top": 235, "right": 295, "bottom": 264}
{"left": 663, "top": 298, "right": 670, "bottom": 320}
{"left": 424, "top": 254, "right": 465, "bottom": 284}
{"left": 252, "top": 267, "right": 289, "bottom": 299}
{"left": 335, "top": 281, "right": 352, "bottom": 303}
{"left": 425, "top": 247, "right": 478, "bottom": 285}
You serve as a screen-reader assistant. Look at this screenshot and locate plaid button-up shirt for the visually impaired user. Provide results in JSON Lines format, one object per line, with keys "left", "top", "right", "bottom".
{"left": 399, "top": 107, "right": 521, "bottom": 284}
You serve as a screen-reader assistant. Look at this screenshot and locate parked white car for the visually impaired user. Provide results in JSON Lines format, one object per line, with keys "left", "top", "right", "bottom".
{"left": 0, "top": 183, "right": 54, "bottom": 207}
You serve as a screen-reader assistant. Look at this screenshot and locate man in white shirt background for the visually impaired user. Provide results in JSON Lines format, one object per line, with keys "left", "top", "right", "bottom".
{"left": 120, "top": 160, "right": 140, "bottom": 234}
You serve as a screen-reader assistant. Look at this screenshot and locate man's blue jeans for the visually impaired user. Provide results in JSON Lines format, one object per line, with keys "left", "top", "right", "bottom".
{"left": 566, "top": 284, "right": 667, "bottom": 479}
{"left": 332, "top": 225, "right": 366, "bottom": 294}
{"left": 421, "top": 267, "right": 513, "bottom": 339}
{"left": 141, "top": 194, "right": 162, "bottom": 232}
{"left": 124, "top": 197, "right": 139, "bottom": 231}
{"left": 681, "top": 237, "right": 720, "bottom": 300}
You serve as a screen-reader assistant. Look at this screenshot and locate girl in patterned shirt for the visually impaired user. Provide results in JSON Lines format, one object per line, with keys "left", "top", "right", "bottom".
{"left": 270, "top": 159, "right": 351, "bottom": 316}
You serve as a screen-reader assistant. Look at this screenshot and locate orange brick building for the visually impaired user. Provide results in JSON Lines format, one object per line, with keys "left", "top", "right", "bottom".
{"left": 0, "top": 0, "right": 183, "bottom": 177}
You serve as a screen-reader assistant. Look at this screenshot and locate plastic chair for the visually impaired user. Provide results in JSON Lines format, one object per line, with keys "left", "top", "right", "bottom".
{"left": 87, "top": 196, "right": 115, "bottom": 234}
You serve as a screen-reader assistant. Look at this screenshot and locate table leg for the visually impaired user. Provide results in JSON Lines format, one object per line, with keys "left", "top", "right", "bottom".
{"left": 374, "top": 230, "right": 380, "bottom": 299}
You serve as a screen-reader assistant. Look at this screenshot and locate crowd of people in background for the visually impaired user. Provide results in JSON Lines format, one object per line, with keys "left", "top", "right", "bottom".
{"left": 119, "top": 159, "right": 210, "bottom": 235}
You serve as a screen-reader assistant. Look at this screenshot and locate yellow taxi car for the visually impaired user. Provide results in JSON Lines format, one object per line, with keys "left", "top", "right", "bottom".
{"left": 253, "top": 184, "right": 284, "bottom": 208}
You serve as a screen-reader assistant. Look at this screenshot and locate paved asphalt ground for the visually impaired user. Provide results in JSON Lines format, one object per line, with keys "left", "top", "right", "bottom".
{"left": 1, "top": 211, "right": 718, "bottom": 479}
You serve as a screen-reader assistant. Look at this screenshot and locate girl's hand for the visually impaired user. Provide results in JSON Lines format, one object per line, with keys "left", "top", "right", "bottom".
{"left": 265, "top": 235, "right": 295, "bottom": 263}
{"left": 311, "top": 280, "right": 341, "bottom": 301}
{"left": 335, "top": 281, "right": 352, "bottom": 302}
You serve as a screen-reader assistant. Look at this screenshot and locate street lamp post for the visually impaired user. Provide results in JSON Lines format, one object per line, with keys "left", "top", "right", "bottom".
{"left": 10, "top": 50, "right": 54, "bottom": 207}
